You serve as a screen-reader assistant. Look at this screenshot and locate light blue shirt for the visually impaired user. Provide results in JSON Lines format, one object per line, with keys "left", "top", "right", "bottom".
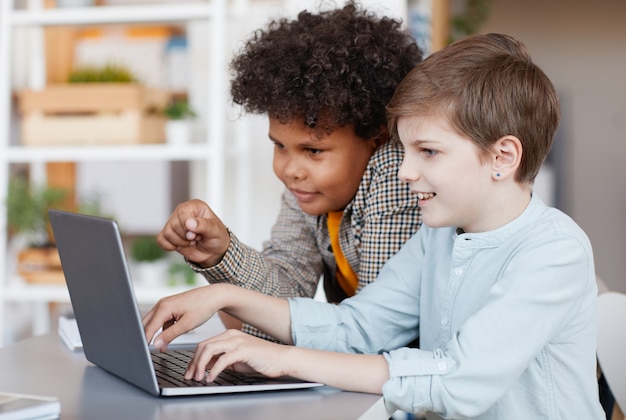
{"left": 289, "top": 195, "right": 604, "bottom": 419}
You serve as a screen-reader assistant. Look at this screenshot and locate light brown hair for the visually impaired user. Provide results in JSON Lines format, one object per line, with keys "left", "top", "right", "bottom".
{"left": 387, "top": 33, "right": 560, "bottom": 184}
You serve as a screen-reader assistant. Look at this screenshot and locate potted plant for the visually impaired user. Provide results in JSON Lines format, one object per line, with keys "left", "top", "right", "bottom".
{"left": 67, "top": 63, "right": 136, "bottom": 83}
{"left": 129, "top": 235, "right": 168, "bottom": 287}
{"left": 167, "top": 261, "right": 198, "bottom": 287}
{"left": 7, "top": 176, "right": 68, "bottom": 284}
{"left": 7, "top": 176, "right": 67, "bottom": 248}
{"left": 7, "top": 175, "right": 111, "bottom": 284}
{"left": 163, "top": 98, "right": 196, "bottom": 145}
{"left": 18, "top": 64, "right": 168, "bottom": 146}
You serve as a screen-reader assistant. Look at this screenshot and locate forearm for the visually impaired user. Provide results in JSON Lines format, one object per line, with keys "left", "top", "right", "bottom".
{"left": 283, "top": 346, "right": 388, "bottom": 394}
{"left": 214, "top": 283, "right": 293, "bottom": 344}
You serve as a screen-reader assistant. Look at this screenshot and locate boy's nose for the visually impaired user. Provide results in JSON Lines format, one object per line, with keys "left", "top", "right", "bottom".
{"left": 398, "top": 158, "right": 420, "bottom": 183}
{"left": 282, "top": 158, "right": 306, "bottom": 180}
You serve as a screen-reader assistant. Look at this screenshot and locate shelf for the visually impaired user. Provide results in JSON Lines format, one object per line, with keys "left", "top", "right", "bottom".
{"left": 3, "top": 281, "right": 195, "bottom": 304}
{"left": 0, "top": 0, "right": 230, "bottom": 346}
{"left": 9, "top": 2, "right": 214, "bottom": 27}
{"left": 6, "top": 143, "right": 213, "bottom": 163}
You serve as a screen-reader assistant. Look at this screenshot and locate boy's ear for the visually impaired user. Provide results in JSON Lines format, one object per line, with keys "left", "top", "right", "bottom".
{"left": 492, "top": 135, "right": 522, "bottom": 180}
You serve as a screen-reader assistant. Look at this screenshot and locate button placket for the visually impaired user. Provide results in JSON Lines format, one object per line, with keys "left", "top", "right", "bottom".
{"left": 441, "top": 240, "right": 472, "bottom": 338}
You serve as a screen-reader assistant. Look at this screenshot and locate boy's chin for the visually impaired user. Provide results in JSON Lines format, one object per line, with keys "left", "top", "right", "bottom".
{"left": 296, "top": 201, "right": 323, "bottom": 216}
{"left": 298, "top": 202, "right": 342, "bottom": 217}
{"left": 421, "top": 217, "right": 450, "bottom": 230}
{"left": 299, "top": 206, "right": 327, "bottom": 216}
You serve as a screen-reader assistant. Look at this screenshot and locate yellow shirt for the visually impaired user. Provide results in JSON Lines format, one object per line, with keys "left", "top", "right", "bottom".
{"left": 326, "top": 211, "right": 358, "bottom": 296}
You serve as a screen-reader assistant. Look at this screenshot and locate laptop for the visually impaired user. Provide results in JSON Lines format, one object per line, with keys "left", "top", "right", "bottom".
{"left": 48, "top": 209, "right": 323, "bottom": 397}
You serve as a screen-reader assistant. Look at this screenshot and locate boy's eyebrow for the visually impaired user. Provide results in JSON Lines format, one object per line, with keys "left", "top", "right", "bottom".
{"left": 404, "top": 138, "right": 437, "bottom": 146}
{"left": 268, "top": 133, "right": 329, "bottom": 147}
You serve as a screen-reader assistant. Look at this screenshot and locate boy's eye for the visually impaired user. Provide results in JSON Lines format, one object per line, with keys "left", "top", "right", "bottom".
{"left": 272, "top": 141, "right": 285, "bottom": 149}
{"left": 422, "top": 148, "right": 438, "bottom": 157}
{"left": 306, "top": 148, "right": 322, "bottom": 155}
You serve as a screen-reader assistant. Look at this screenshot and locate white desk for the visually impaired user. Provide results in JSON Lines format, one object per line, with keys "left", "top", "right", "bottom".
{"left": 0, "top": 332, "right": 386, "bottom": 419}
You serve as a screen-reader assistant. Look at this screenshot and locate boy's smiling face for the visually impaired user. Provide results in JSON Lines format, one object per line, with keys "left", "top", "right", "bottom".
{"left": 397, "top": 114, "right": 496, "bottom": 233}
{"left": 270, "top": 118, "right": 378, "bottom": 216}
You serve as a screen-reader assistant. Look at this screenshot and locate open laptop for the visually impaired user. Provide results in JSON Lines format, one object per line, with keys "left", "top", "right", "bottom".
{"left": 49, "top": 209, "right": 323, "bottom": 397}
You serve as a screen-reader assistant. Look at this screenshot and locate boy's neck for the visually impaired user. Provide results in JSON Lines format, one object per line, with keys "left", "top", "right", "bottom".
{"left": 487, "top": 185, "right": 532, "bottom": 232}
{"left": 465, "top": 184, "right": 532, "bottom": 234}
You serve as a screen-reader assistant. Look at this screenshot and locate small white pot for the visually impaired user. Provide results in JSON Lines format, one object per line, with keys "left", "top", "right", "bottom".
{"left": 134, "top": 260, "right": 169, "bottom": 288}
{"left": 165, "top": 120, "right": 192, "bottom": 145}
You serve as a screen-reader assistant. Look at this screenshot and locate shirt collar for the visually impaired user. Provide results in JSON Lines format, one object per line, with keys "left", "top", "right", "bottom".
{"left": 455, "top": 194, "right": 546, "bottom": 247}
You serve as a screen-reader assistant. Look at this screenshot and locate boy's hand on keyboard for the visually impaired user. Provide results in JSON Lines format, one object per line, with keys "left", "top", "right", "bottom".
{"left": 185, "top": 329, "right": 290, "bottom": 382}
{"left": 144, "top": 283, "right": 293, "bottom": 351}
{"left": 143, "top": 285, "right": 221, "bottom": 352}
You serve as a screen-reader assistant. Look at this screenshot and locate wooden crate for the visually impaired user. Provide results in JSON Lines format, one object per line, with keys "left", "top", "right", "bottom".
{"left": 18, "top": 84, "right": 168, "bottom": 146}
{"left": 18, "top": 246, "right": 65, "bottom": 285}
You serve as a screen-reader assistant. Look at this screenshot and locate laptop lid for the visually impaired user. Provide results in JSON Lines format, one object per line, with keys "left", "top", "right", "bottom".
{"left": 50, "top": 209, "right": 162, "bottom": 396}
{"left": 49, "top": 209, "right": 322, "bottom": 397}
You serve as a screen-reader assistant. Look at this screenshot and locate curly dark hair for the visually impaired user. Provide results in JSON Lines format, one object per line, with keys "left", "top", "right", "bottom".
{"left": 230, "top": 1, "right": 423, "bottom": 140}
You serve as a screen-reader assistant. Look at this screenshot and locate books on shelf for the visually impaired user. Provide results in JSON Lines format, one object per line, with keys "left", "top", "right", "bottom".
{"left": 0, "top": 392, "right": 60, "bottom": 420}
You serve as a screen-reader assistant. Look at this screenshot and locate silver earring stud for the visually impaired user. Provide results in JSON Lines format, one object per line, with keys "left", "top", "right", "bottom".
{"left": 496, "top": 173, "right": 501, "bottom": 177}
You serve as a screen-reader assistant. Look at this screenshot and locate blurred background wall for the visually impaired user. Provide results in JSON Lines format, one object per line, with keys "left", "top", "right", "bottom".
{"left": 479, "top": 0, "right": 626, "bottom": 292}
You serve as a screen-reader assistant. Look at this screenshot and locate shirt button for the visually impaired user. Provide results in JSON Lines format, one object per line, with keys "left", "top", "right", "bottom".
{"left": 438, "top": 361, "right": 448, "bottom": 371}
{"left": 454, "top": 267, "right": 463, "bottom": 276}
{"left": 441, "top": 318, "right": 449, "bottom": 326}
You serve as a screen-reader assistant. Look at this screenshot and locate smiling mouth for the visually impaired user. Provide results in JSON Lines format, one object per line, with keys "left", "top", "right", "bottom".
{"left": 290, "top": 188, "right": 317, "bottom": 202}
{"left": 416, "top": 192, "right": 436, "bottom": 200}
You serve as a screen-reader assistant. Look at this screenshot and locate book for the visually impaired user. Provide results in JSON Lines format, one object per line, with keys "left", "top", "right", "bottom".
{"left": 57, "top": 315, "right": 82, "bottom": 352}
{"left": 58, "top": 313, "right": 226, "bottom": 352}
{"left": 0, "top": 392, "right": 60, "bottom": 420}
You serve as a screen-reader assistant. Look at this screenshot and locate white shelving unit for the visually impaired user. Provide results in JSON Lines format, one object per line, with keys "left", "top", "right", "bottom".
{"left": 0, "top": 0, "right": 228, "bottom": 346}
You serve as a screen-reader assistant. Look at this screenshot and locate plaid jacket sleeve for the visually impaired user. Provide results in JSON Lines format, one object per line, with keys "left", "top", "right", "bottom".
{"left": 189, "top": 190, "right": 325, "bottom": 298}
{"left": 187, "top": 190, "right": 325, "bottom": 342}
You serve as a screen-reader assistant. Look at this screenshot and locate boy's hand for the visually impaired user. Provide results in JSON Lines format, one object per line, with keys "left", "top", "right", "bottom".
{"left": 157, "top": 199, "right": 230, "bottom": 268}
{"left": 143, "top": 285, "right": 220, "bottom": 352}
{"left": 184, "top": 329, "right": 290, "bottom": 382}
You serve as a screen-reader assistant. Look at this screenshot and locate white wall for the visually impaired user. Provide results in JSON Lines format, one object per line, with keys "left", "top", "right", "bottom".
{"left": 481, "top": 0, "right": 626, "bottom": 292}
{"left": 76, "top": 161, "right": 173, "bottom": 234}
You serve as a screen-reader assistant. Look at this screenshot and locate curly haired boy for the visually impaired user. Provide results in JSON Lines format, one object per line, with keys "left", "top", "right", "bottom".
{"left": 157, "top": 1, "right": 424, "bottom": 337}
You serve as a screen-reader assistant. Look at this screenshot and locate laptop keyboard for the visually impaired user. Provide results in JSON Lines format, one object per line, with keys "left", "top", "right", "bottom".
{"left": 151, "top": 350, "right": 269, "bottom": 388}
